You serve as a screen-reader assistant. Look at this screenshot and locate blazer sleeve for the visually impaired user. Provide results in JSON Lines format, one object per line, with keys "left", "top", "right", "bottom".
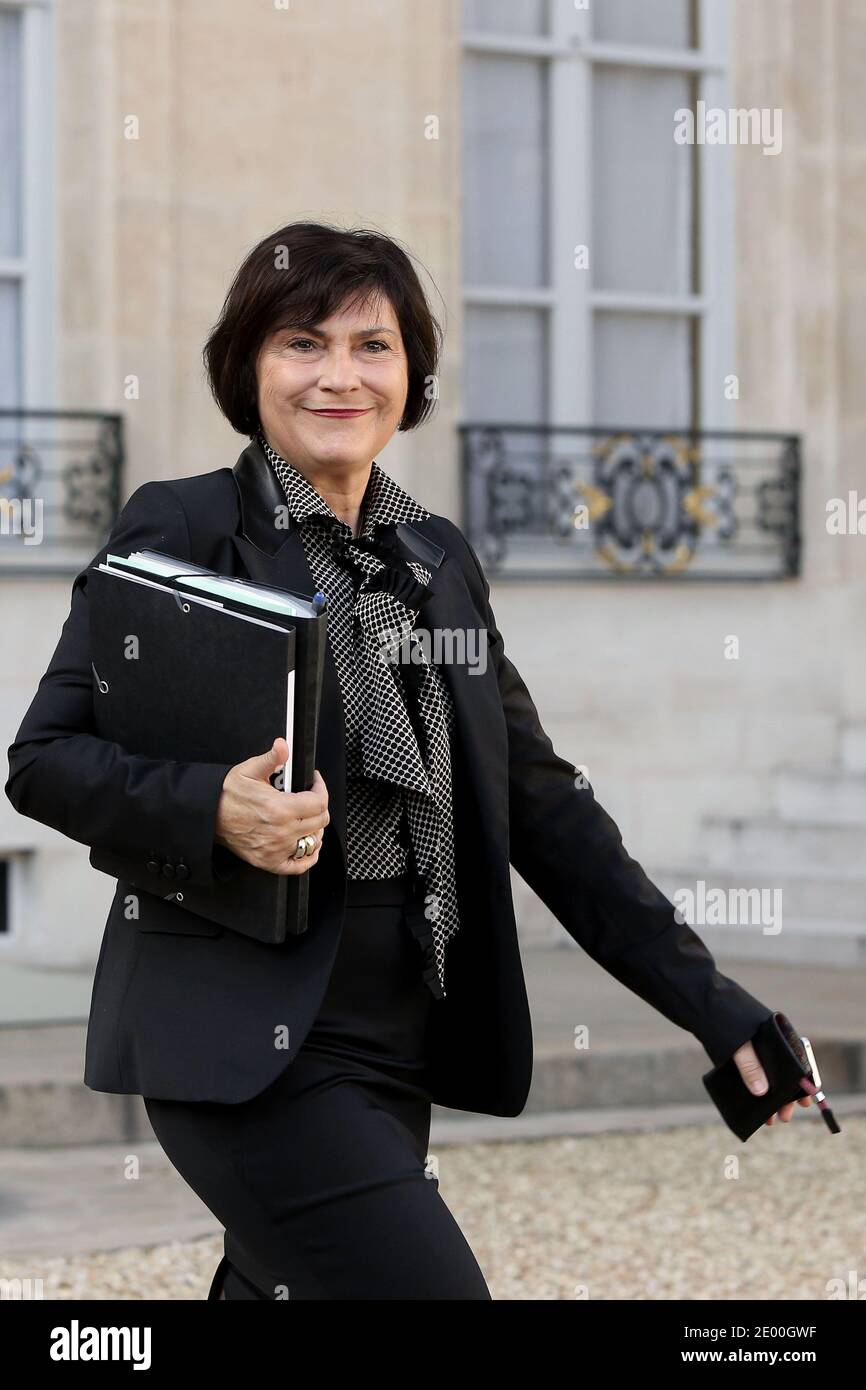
{"left": 4, "top": 480, "right": 234, "bottom": 890}
{"left": 454, "top": 529, "right": 773, "bottom": 1069}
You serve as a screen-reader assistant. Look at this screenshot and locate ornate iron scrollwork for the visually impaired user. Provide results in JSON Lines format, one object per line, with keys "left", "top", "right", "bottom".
{"left": 0, "top": 411, "right": 124, "bottom": 570}
{"left": 462, "top": 424, "right": 800, "bottom": 581}
{"left": 63, "top": 417, "right": 124, "bottom": 533}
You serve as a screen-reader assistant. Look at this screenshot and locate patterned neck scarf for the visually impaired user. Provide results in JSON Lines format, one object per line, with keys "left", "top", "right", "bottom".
{"left": 257, "top": 431, "right": 460, "bottom": 999}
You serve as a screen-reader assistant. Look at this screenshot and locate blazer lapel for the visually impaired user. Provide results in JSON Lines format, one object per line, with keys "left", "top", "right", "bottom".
{"left": 395, "top": 526, "right": 510, "bottom": 850}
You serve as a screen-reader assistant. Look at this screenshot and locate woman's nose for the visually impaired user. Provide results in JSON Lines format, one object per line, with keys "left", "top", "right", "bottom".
{"left": 316, "top": 348, "right": 361, "bottom": 392}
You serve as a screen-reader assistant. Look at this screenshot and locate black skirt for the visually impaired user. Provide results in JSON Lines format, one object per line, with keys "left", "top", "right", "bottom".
{"left": 143, "top": 875, "right": 490, "bottom": 1300}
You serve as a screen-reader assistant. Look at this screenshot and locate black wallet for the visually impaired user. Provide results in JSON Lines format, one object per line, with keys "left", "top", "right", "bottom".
{"left": 702, "top": 1011, "right": 840, "bottom": 1142}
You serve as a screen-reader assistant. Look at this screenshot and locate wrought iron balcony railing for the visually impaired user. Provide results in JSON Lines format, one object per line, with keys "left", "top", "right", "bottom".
{"left": 460, "top": 425, "right": 801, "bottom": 581}
{"left": 0, "top": 410, "right": 124, "bottom": 575}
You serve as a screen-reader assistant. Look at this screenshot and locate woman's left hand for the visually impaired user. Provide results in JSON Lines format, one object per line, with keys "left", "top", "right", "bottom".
{"left": 732, "top": 1040, "right": 813, "bottom": 1125}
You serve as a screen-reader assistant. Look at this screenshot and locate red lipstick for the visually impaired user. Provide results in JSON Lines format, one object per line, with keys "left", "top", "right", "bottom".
{"left": 305, "top": 408, "right": 370, "bottom": 418}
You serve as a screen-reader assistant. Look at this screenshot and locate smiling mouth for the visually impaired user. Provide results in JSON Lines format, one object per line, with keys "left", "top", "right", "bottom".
{"left": 305, "top": 407, "right": 371, "bottom": 417}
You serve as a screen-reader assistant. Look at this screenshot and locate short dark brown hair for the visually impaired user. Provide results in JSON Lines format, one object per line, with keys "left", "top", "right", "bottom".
{"left": 203, "top": 221, "right": 444, "bottom": 436}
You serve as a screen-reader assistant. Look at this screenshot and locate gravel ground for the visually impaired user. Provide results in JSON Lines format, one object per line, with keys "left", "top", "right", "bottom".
{"left": 4, "top": 1115, "right": 863, "bottom": 1300}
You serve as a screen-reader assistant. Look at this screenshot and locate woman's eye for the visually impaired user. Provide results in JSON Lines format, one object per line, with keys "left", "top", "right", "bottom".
{"left": 284, "top": 337, "right": 390, "bottom": 353}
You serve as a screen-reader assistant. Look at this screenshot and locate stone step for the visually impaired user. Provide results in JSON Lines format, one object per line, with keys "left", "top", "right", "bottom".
{"left": 776, "top": 769, "right": 866, "bottom": 826}
{"left": 689, "top": 918, "right": 866, "bottom": 967}
{"left": 4, "top": 953, "right": 865, "bottom": 1148}
{"left": 841, "top": 724, "right": 866, "bottom": 774}
{"left": 1, "top": 1035, "right": 863, "bottom": 1149}
{"left": 697, "top": 815, "right": 866, "bottom": 873}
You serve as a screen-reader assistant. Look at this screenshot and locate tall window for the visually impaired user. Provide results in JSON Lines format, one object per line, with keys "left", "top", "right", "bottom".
{"left": 461, "top": 0, "right": 733, "bottom": 430}
{"left": 0, "top": 0, "right": 54, "bottom": 409}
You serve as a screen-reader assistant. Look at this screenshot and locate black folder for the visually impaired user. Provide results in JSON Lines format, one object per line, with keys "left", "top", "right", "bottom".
{"left": 87, "top": 551, "right": 327, "bottom": 943}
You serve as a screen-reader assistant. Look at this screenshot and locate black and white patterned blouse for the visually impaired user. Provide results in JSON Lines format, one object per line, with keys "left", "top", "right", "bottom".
{"left": 258, "top": 431, "right": 460, "bottom": 999}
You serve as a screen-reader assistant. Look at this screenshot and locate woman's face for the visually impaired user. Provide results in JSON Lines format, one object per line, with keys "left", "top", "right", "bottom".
{"left": 255, "top": 294, "right": 409, "bottom": 477}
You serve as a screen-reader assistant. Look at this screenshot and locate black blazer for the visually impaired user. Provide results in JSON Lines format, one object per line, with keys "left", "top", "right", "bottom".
{"left": 5, "top": 438, "right": 773, "bottom": 1114}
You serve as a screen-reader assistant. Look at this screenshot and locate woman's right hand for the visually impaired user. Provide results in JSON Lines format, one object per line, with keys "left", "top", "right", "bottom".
{"left": 214, "top": 738, "right": 329, "bottom": 875}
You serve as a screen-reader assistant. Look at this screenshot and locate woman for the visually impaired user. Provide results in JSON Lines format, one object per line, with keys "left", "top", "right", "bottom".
{"left": 4, "top": 222, "right": 810, "bottom": 1301}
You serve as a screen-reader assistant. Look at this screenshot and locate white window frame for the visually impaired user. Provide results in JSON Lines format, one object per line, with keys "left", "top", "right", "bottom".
{"left": 462, "top": 0, "right": 734, "bottom": 431}
{"left": 0, "top": 0, "right": 55, "bottom": 409}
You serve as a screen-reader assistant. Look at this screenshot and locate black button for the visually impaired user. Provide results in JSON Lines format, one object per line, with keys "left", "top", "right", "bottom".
{"left": 175, "top": 860, "right": 190, "bottom": 881}
{"left": 162, "top": 861, "right": 176, "bottom": 880}
{"left": 146, "top": 857, "right": 161, "bottom": 876}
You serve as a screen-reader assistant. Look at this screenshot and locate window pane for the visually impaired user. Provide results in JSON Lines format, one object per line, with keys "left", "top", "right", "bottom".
{"left": 592, "top": 0, "right": 694, "bottom": 49}
{"left": 592, "top": 67, "right": 694, "bottom": 295}
{"left": 464, "top": 306, "right": 548, "bottom": 424}
{"left": 462, "top": 0, "right": 549, "bottom": 37}
{"left": 0, "top": 282, "right": 21, "bottom": 407}
{"left": 0, "top": 8, "right": 22, "bottom": 258}
{"left": 593, "top": 312, "right": 693, "bottom": 427}
{"left": 462, "top": 55, "right": 547, "bottom": 288}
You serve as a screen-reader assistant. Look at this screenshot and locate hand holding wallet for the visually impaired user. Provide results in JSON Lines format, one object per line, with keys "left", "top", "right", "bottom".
{"left": 702, "top": 1011, "right": 841, "bottom": 1142}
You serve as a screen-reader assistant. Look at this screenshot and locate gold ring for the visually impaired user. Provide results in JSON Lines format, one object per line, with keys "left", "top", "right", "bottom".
{"left": 293, "top": 838, "right": 307, "bottom": 860}
{"left": 303, "top": 834, "right": 317, "bottom": 857}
